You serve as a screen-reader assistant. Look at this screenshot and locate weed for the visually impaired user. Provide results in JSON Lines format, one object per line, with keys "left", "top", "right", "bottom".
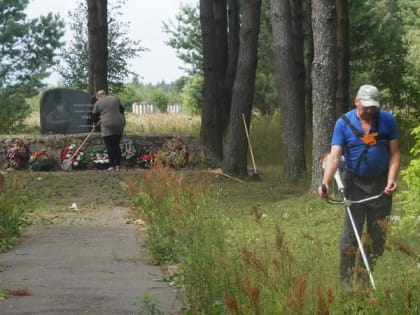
{"left": 135, "top": 293, "right": 164, "bottom": 315}
{"left": 0, "top": 177, "right": 31, "bottom": 252}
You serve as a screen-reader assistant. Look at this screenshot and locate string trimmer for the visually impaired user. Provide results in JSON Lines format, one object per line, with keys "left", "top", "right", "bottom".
{"left": 321, "top": 153, "right": 384, "bottom": 290}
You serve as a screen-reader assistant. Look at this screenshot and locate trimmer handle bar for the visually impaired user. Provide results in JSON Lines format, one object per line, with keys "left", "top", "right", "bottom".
{"left": 321, "top": 184, "right": 384, "bottom": 206}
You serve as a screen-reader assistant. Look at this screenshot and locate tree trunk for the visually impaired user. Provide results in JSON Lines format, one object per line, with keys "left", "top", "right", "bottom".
{"left": 199, "top": 0, "right": 224, "bottom": 161}
{"left": 311, "top": 0, "right": 337, "bottom": 190}
{"left": 336, "top": 0, "right": 349, "bottom": 116}
{"left": 224, "top": 0, "right": 240, "bottom": 125}
{"left": 305, "top": 0, "right": 314, "bottom": 131}
{"left": 87, "top": 0, "right": 108, "bottom": 94}
{"left": 214, "top": 0, "right": 230, "bottom": 129}
{"left": 223, "top": 0, "right": 262, "bottom": 176}
{"left": 291, "top": 0, "right": 306, "bottom": 140}
{"left": 271, "top": 0, "right": 306, "bottom": 180}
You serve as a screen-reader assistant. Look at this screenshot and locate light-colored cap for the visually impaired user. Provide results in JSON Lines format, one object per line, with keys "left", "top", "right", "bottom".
{"left": 356, "top": 84, "right": 380, "bottom": 108}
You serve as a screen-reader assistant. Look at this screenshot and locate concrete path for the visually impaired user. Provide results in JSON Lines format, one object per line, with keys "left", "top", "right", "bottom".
{"left": 0, "top": 207, "right": 181, "bottom": 315}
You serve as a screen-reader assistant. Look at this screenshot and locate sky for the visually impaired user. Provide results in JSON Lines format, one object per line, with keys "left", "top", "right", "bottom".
{"left": 25, "top": 0, "right": 198, "bottom": 85}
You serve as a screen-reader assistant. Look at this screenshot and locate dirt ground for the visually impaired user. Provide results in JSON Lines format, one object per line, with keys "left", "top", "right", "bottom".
{"left": 0, "top": 169, "right": 182, "bottom": 314}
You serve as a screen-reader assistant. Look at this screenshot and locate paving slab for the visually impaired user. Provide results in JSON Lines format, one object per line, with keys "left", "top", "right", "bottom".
{"left": 0, "top": 207, "right": 181, "bottom": 315}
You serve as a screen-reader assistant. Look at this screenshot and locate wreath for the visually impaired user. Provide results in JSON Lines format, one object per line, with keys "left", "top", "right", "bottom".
{"left": 29, "top": 149, "right": 56, "bottom": 171}
{"left": 137, "top": 153, "right": 155, "bottom": 169}
{"left": 120, "top": 138, "right": 137, "bottom": 166}
{"left": 60, "top": 144, "right": 87, "bottom": 170}
{"left": 4, "top": 138, "right": 29, "bottom": 169}
{"left": 161, "top": 138, "right": 188, "bottom": 169}
{"left": 89, "top": 148, "right": 110, "bottom": 169}
{"left": 136, "top": 145, "right": 154, "bottom": 169}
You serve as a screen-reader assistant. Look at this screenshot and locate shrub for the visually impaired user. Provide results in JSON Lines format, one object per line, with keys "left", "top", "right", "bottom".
{"left": 395, "top": 125, "right": 420, "bottom": 237}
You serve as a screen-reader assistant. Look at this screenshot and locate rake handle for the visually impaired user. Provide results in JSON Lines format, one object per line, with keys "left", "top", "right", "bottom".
{"left": 242, "top": 114, "right": 257, "bottom": 172}
{"left": 69, "top": 122, "right": 100, "bottom": 161}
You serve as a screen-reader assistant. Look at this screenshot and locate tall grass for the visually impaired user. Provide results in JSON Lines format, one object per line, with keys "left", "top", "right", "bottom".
{"left": 0, "top": 175, "right": 30, "bottom": 252}
{"left": 248, "top": 113, "right": 282, "bottom": 166}
{"left": 22, "top": 111, "right": 201, "bottom": 136}
{"left": 125, "top": 113, "right": 201, "bottom": 136}
{"left": 130, "top": 162, "right": 419, "bottom": 314}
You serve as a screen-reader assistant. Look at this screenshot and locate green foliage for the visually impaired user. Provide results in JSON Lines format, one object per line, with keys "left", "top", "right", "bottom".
{"left": 0, "top": 91, "right": 31, "bottom": 134}
{"left": 135, "top": 293, "right": 164, "bottom": 315}
{"left": 116, "top": 84, "right": 143, "bottom": 112}
{"left": 0, "top": 178, "right": 30, "bottom": 252}
{"left": 400, "top": 0, "right": 420, "bottom": 107}
{"left": 150, "top": 80, "right": 183, "bottom": 105}
{"left": 162, "top": 3, "right": 202, "bottom": 75}
{"left": 130, "top": 80, "right": 184, "bottom": 109}
{"left": 393, "top": 107, "right": 420, "bottom": 154}
{"left": 395, "top": 125, "right": 420, "bottom": 237}
{"left": 349, "top": 0, "right": 408, "bottom": 106}
{"left": 56, "top": 2, "right": 88, "bottom": 90}
{"left": 254, "top": 0, "right": 278, "bottom": 115}
{"left": 181, "top": 74, "right": 203, "bottom": 114}
{"left": 150, "top": 89, "right": 169, "bottom": 113}
{"left": 57, "top": 0, "right": 146, "bottom": 93}
{"left": 0, "top": 1, "right": 65, "bottom": 133}
{"left": 165, "top": 77, "right": 185, "bottom": 105}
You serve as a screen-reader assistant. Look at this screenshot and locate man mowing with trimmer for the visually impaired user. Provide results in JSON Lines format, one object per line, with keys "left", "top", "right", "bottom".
{"left": 318, "top": 85, "right": 401, "bottom": 294}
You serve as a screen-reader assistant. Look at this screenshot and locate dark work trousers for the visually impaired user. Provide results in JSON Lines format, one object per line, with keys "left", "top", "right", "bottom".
{"left": 103, "top": 134, "right": 122, "bottom": 167}
{"left": 339, "top": 171, "right": 392, "bottom": 285}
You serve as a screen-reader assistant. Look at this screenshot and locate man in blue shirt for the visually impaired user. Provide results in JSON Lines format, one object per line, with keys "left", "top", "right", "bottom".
{"left": 318, "top": 85, "right": 401, "bottom": 294}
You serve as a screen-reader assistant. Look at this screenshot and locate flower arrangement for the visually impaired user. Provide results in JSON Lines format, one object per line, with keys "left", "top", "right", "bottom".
{"left": 161, "top": 138, "right": 188, "bottom": 169}
{"left": 89, "top": 148, "right": 110, "bottom": 169}
{"left": 60, "top": 144, "right": 87, "bottom": 170}
{"left": 5, "top": 138, "right": 29, "bottom": 169}
{"left": 138, "top": 153, "right": 155, "bottom": 169}
{"left": 137, "top": 146, "right": 155, "bottom": 169}
{"left": 120, "top": 139, "right": 137, "bottom": 166}
{"left": 29, "top": 149, "right": 56, "bottom": 171}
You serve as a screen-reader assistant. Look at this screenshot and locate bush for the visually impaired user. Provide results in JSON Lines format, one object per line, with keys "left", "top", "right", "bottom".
{"left": 0, "top": 91, "right": 31, "bottom": 134}
{"left": 394, "top": 125, "right": 420, "bottom": 237}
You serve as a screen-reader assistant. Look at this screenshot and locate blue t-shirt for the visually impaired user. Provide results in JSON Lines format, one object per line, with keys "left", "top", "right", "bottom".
{"left": 331, "top": 109, "right": 399, "bottom": 177}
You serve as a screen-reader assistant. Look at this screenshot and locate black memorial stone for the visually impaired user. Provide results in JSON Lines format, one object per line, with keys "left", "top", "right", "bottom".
{"left": 40, "top": 88, "right": 99, "bottom": 134}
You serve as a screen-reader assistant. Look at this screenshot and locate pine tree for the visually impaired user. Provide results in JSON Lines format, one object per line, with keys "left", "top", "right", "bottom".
{"left": 0, "top": 0, "right": 64, "bottom": 133}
